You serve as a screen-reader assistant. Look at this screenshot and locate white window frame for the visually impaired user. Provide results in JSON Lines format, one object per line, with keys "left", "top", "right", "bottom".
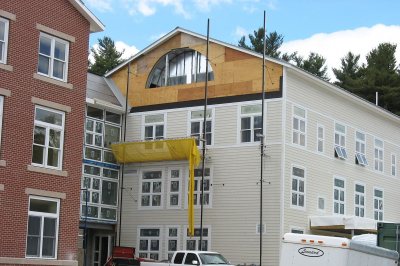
{"left": 139, "top": 169, "right": 164, "bottom": 210}
{"left": 317, "top": 196, "right": 326, "bottom": 213}
{"left": 238, "top": 103, "right": 263, "bottom": 144}
{"left": 317, "top": 124, "right": 324, "bottom": 153}
{"left": 290, "top": 165, "right": 306, "bottom": 210}
{"left": 184, "top": 226, "right": 211, "bottom": 251}
{"left": 188, "top": 108, "right": 214, "bottom": 146}
{"left": 165, "top": 226, "right": 180, "bottom": 261}
{"left": 354, "top": 182, "right": 365, "bottom": 218}
{"left": 167, "top": 168, "right": 183, "bottom": 209}
{"left": 373, "top": 188, "right": 384, "bottom": 221}
{"left": 26, "top": 195, "right": 60, "bottom": 259}
{"left": 137, "top": 226, "right": 162, "bottom": 260}
{"left": 32, "top": 106, "right": 65, "bottom": 170}
{"left": 37, "top": 32, "right": 69, "bottom": 82}
{"left": 391, "top": 153, "right": 397, "bottom": 177}
{"left": 333, "top": 176, "right": 346, "bottom": 215}
{"left": 334, "top": 122, "right": 347, "bottom": 160}
{"left": 292, "top": 106, "right": 306, "bottom": 147}
{"left": 186, "top": 167, "right": 213, "bottom": 209}
{"left": 374, "top": 138, "right": 384, "bottom": 172}
{"left": 0, "top": 96, "right": 3, "bottom": 151}
{"left": 355, "top": 131, "right": 368, "bottom": 166}
{"left": 142, "top": 113, "right": 166, "bottom": 140}
{"left": 0, "top": 17, "right": 9, "bottom": 64}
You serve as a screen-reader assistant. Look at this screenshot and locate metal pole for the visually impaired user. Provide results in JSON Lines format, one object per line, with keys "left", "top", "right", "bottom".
{"left": 259, "top": 10, "right": 266, "bottom": 266}
{"left": 200, "top": 18, "right": 210, "bottom": 251}
{"left": 119, "top": 62, "right": 131, "bottom": 246}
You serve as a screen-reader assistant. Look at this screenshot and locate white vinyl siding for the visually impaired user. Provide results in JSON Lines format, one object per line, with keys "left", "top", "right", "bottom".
{"left": 334, "top": 123, "right": 347, "bottom": 159}
{"left": 333, "top": 177, "right": 345, "bottom": 215}
{"left": 0, "top": 17, "right": 9, "bottom": 64}
{"left": 292, "top": 106, "right": 306, "bottom": 147}
{"left": 291, "top": 166, "right": 305, "bottom": 209}
{"left": 240, "top": 104, "right": 262, "bottom": 143}
{"left": 374, "top": 188, "right": 383, "bottom": 221}
{"left": 354, "top": 183, "right": 365, "bottom": 217}
{"left": 374, "top": 138, "right": 384, "bottom": 172}
{"left": 144, "top": 114, "right": 165, "bottom": 140}
{"left": 317, "top": 125, "right": 324, "bottom": 153}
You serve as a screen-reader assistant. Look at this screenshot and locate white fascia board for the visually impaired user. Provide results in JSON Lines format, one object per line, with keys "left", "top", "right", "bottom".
{"left": 69, "top": 0, "right": 105, "bottom": 32}
{"left": 103, "top": 77, "right": 129, "bottom": 111}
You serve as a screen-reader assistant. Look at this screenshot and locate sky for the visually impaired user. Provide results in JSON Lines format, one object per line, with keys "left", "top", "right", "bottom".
{"left": 84, "top": 0, "right": 400, "bottom": 80}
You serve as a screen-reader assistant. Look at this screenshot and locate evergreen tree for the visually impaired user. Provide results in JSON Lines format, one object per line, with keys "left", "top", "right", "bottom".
{"left": 333, "top": 52, "right": 363, "bottom": 90}
{"left": 238, "top": 28, "right": 284, "bottom": 58}
{"left": 89, "top": 36, "right": 125, "bottom": 76}
{"left": 295, "top": 52, "right": 330, "bottom": 81}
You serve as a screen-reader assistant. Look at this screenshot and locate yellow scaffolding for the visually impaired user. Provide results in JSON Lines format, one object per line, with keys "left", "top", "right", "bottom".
{"left": 111, "top": 138, "right": 201, "bottom": 236}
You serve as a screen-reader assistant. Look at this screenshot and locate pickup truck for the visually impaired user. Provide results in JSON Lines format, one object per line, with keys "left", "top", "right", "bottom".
{"left": 141, "top": 251, "right": 234, "bottom": 266}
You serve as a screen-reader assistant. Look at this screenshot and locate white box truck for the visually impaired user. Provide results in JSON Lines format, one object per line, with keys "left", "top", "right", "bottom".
{"left": 280, "top": 233, "right": 399, "bottom": 266}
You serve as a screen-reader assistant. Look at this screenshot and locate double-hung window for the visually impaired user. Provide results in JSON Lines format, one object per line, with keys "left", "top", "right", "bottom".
{"left": 292, "top": 106, "right": 306, "bottom": 146}
{"left": 391, "top": 154, "right": 397, "bottom": 177}
{"left": 354, "top": 183, "right": 365, "bottom": 217}
{"left": 190, "top": 109, "right": 212, "bottom": 146}
{"left": 291, "top": 166, "right": 305, "bottom": 208}
{"left": 38, "top": 32, "right": 69, "bottom": 81}
{"left": 144, "top": 114, "right": 164, "bottom": 140}
{"left": 240, "top": 104, "right": 262, "bottom": 143}
{"left": 0, "top": 17, "right": 9, "bottom": 64}
{"left": 185, "top": 227, "right": 209, "bottom": 251}
{"left": 355, "top": 131, "right": 368, "bottom": 166}
{"left": 317, "top": 125, "right": 324, "bottom": 153}
{"left": 138, "top": 228, "right": 161, "bottom": 260}
{"left": 374, "top": 189, "right": 383, "bottom": 221}
{"left": 168, "top": 169, "right": 182, "bottom": 208}
{"left": 190, "top": 168, "right": 211, "bottom": 207}
{"left": 334, "top": 123, "right": 347, "bottom": 159}
{"left": 333, "top": 177, "right": 345, "bottom": 215}
{"left": 374, "top": 138, "right": 384, "bottom": 172}
{"left": 141, "top": 171, "right": 163, "bottom": 208}
{"left": 26, "top": 196, "right": 60, "bottom": 259}
{"left": 32, "top": 106, "right": 65, "bottom": 169}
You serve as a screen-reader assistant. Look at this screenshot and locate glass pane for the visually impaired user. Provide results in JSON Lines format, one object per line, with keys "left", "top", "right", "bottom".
{"left": 26, "top": 236, "right": 40, "bottom": 256}
{"left": 103, "top": 151, "right": 116, "bottom": 164}
{"left": 300, "top": 120, "right": 305, "bottom": 132}
{"left": 150, "top": 240, "right": 159, "bottom": 251}
{"left": 92, "top": 192, "right": 99, "bottom": 203}
{"left": 191, "top": 110, "right": 212, "bottom": 119}
{"left": 140, "top": 240, "right": 148, "bottom": 250}
{"left": 187, "top": 240, "right": 196, "bottom": 250}
{"left": 299, "top": 180, "right": 304, "bottom": 192}
{"left": 145, "top": 126, "right": 153, "bottom": 139}
{"left": 84, "top": 165, "right": 100, "bottom": 176}
{"left": 38, "top": 55, "right": 50, "bottom": 75}
{"left": 299, "top": 195, "right": 304, "bottom": 207}
{"left": 103, "top": 168, "right": 119, "bottom": 179}
{"left": 100, "top": 207, "right": 117, "bottom": 220}
{"left": 241, "top": 117, "right": 251, "bottom": 130}
{"left": 294, "top": 106, "right": 305, "bottom": 118}
{"left": 171, "top": 181, "right": 179, "bottom": 192}
{"left": 106, "top": 111, "right": 121, "bottom": 124}
{"left": 32, "top": 145, "right": 44, "bottom": 164}
{"left": 48, "top": 129, "right": 61, "bottom": 148}
{"left": 92, "top": 178, "right": 100, "bottom": 190}
{"left": 95, "top": 122, "right": 103, "bottom": 134}
{"left": 152, "top": 195, "right": 161, "bottom": 206}
{"left": 153, "top": 182, "right": 161, "bottom": 193}
{"left": 30, "top": 198, "right": 58, "bottom": 213}
{"left": 241, "top": 104, "right": 261, "bottom": 114}
{"left": 104, "top": 125, "right": 120, "bottom": 148}
{"left": 34, "top": 126, "right": 46, "bottom": 145}
{"left": 35, "top": 108, "right": 63, "bottom": 126}
{"left": 86, "top": 119, "right": 94, "bottom": 131}
{"left": 191, "top": 122, "right": 200, "bottom": 135}
{"left": 0, "top": 21, "right": 5, "bottom": 40}
{"left": 43, "top": 218, "right": 56, "bottom": 237}
{"left": 42, "top": 237, "right": 56, "bottom": 257}
{"left": 291, "top": 193, "right": 297, "bottom": 205}
{"left": 87, "top": 106, "right": 103, "bottom": 119}
{"left": 140, "top": 229, "right": 160, "bottom": 237}
{"left": 85, "top": 133, "right": 93, "bottom": 145}
{"left": 94, "top": 135, "right": 102, "bottom": 147}
{"left": 254, "top": 116, "right": 262, "bottom": 129}
{"left": 170, "top": 194, "right": 179, "bottom": 206}
{"left": 169, "top": 240, "right": 177, "bottom": 251}
{"left": 143, "top": 171, "right": 162, "bottom": 179}
{"left": 241, "top": 130, "right": 251, "bottom": 143}
{"left": 254, "top": 129, "right": 262, "bottom": 142}
{"left": 54, "top": 41, "right": 66, "bottom": 60}
{"left": 142, "top": 182, "right": 150, "bottom": 193}
{"left": 335, "top": 123, "right": 345, "bottom": 133}
{"left": 293, "top": 167, "right": 304, "bottom": 177}
{"left": 145, "top": 114, "right": 164, "bottom": 123}
{"left": 141, "top": 195, "right": 150, "bottom": 206}
{"left": 85, "top": 147, "right": 101, "bottom": 161}
{"left": 53, "top": 60, "right": 64, "bottom": 79}
{"left": 292, "top": 178, "right": 297, "bottom": 190}
{"left": 39, "top": 36, "right": 51, "bottom": 55}
{"left": 28, "top": 216, "right": 41, "bottom": 235}
{"left": 155, "top": 125, "right": 164, "bottom": 138}
{"left": 47, "top": 148, "right": 59, "bottom": 167}
{"left": 101, "top": 181, "right": 118, "bottom": 205}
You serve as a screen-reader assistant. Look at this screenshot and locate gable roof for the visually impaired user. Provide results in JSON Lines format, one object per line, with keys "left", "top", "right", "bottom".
{"left": 68, "top": 0, "right": 104, "bottom": 32}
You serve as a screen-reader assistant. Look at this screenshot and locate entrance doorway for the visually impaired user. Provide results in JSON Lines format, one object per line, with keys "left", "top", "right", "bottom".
{"left": 93, "top": 235, "right": 113, "bottom": 266}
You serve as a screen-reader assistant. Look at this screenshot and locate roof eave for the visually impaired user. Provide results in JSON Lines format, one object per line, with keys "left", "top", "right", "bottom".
{"left": 69, "top": 0, "right": 105, "bottom": 33}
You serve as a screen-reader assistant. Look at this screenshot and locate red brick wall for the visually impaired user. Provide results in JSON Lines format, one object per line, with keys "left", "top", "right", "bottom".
{"left": 0, "top": 0, "right": 90, "bottom": 263}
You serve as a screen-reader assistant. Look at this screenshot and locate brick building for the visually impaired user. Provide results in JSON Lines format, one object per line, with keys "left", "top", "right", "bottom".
{"left": 0, "top": 1, "right": 103, "bottom": 265}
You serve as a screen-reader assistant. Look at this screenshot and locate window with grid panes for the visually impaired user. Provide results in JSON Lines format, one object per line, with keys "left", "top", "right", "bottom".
{"left": 334, "top": 178, "right": 345, "bottom": 215}
{"left": 168, "top": 169, "right": 182, "bottom": 208}
{"left": 334, "top": 123, "right": 347, "bottom": 159}
{"left": 166, "top": 227, "right": 179, "bottom": 261}
{"left": 374, "top": 189, "right": 383, "bottom": 221}
{"left": 0, "top": 18, "right": 9, "bottom": 64}
{"left": 138, "top": 228, "right": 161, "bottom": 260}
{"left": 240, "top": 104, "right": 262, "bottom": 143}
{"left": 354, "top": 184, "right": 365, "bottom": 217}
{"left": 144, "top": 114, "right": 164, "bottom": 140}
{"left": 355, "top": 131, "right": 368, "bottom": 166}
{"left": 292, "top": 106, "right": 306, "bottom": 146}
{"left": 391, "top": 154, "right": 397, "bottom": 176}
{"left": 141, "top": 171, "right": 163, "bottom": 208}
{"left": 291, "top": 167, "right": 305, "bottom": 208}
{"left": 190, "top": 109, "right": 212, "bottom": 146}
{"left": 189, "top": 168, "right": 211, "bottom": 206}
{"left": 374, "top": 138, "right": 384, "bottom": 172}
{"left": 185, "top": 227, "right": 209, "bottom": 251}
{"left": 317, "top": 125, "right": 324, "bottom": 153}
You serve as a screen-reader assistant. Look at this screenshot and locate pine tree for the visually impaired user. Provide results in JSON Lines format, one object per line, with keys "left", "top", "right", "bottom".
{"left": 238, "top": 28, "right": 284, "bottom": 58}
{"left": 89, "top": 36, "right": 125, "bottom": 76}
{"left": 295, "top": 52, "right": 330, "bottom": 81}
{"left": 333, "top": 52, "right": 363, "bottom": 91}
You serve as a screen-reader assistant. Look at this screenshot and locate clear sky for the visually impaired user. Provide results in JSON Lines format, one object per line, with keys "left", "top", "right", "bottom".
{"left": 84, "top": 0, "right": 400, "bottom": 79}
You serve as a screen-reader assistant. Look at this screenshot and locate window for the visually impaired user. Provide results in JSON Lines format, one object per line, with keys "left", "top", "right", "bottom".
{"left": 291, "top": 228, "right": 304, "bottom": 234}
{"left": 190, "top": 109, "right": 212, "bottom": 146}
{"left": 168, "top": 169, "right": 182, "bottom": 208}
{"left": 374, "top": 189, "right": 383, "bottom": 221}
{"left": 317, "top": 197, "right": 325, "bottom": 212}
{"left": 355, "top": 131, "right": 368, "bottom": 166}
{"left": 333, "top": 178, "right": 345, "bottom": 215}
{"left": 240, "top": 104, "right": 262, "bottom": 143}
{"left": 0, "top": 18, "right": 9, "bottom": 64}
{"left": 138, "top": 228, "right": 161, "bottom": 260}
{"left": 0, "top": 96, "right": 3, "bottom": 150}
{"left": 334, "top": 123, "right": 347, "bottom": 159}
{"left": 38, "top": 32, "right": 69, "bottom": 81}
{"left": 256, "top": 224, "right": 266, "bottom": 235}
{"left": 189, "top": 168, "right": 211, "bottom": 207}
{"left": 26, "top": 196, "right": 60, "bottom": 259}
{"left": 140, "top": 171, "right": 163, "bottom": 208}
{"left": 354, "top": 183, "right": 365, "bottom": 217}
{"left": 391, "top": 154, "right": 397, "bottom": 176}
{"left": 291, "top": 167, "right": 305, "bottom": 208}
{"left": 185, "top": 227, "right": 209, "bottom": 251}
{"left": 317, "top": 125, "right": 324, "bottom": 153}
{"left": 374, "top": 138, "right": 384, "bottom": 172}
{"left": 146, "top": 48, "right": 214, "bottom": 88}
{"left": 32, "top": 106, "right": 65, "bottom": 169}
{"left": 166, "top": 227, "right": 179, "bottom": 261}
{"left": 292, "top": 106, "right": 306, "bottom": 146}
{"left": 144, "top": 114, "right": 165, "bottom": 140}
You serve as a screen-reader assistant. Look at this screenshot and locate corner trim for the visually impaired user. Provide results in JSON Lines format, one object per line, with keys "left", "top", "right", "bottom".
{"left": 0, "top": 64, "right": 13, "bottom": 72}
{"left": 25, "top": 188, "right": 66, "bottom": 199}
{"left": 0, "top": 257, "right": 77, "bottom": 265}
{"left": 0, "top": 10, "right": 16, "bottom": 21}
{"left": 33, "top": 73, "right": 73, "bottom": 90}
{"left": 0, "top": 184, "right": 4, "bottom": 191}
{"left": 36, "top": 23, "right": 76, "bottom": 43}
{"left": 0, "top": 160, "right": 6, "bottom": 167}
{"left": 31, "top": 97, "right": 72, "bottom": 113}
{"left": 0, "top": 88, "right": 11, "bottom": 97}
{"left": 27, "top": 165, "right": 68, "bottom": 177}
